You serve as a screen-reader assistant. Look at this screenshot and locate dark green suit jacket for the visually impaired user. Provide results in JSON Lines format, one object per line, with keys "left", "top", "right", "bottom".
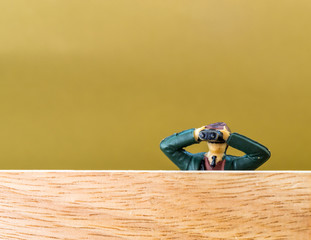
{"left": 160, "top": 129, "right": 271, "bottom": 170}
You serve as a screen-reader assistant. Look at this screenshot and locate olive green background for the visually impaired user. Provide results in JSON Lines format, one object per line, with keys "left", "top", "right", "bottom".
{"left": 0, "top": 0, "right": 310, "bottom": 170}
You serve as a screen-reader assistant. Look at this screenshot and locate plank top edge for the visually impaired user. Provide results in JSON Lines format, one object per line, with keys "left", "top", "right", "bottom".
{"left": 0, "top": 170, "right": 310, "bottom": 173}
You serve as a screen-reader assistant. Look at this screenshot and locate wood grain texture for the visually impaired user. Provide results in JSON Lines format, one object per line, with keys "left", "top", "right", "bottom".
{"left": 0, "top": 171, "right": 310, "bottom": 240}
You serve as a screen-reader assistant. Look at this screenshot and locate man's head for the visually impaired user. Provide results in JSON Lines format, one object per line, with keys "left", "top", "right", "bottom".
{"left": 205, "top": 122, "right": 231, "bottom": 133}
{"left": 199, "top": 122, "right": 231, "bottom": 143}
{"left": 194, "top": 122, "right": 231, "bottom": 166}
{"left": 204, "top": 122, "right": 231, "bottom": 163}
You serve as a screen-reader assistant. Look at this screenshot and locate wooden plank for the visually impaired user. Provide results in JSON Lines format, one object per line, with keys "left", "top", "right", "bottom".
{"left": 0, "top": 171, "right": 309, "bottom": 239}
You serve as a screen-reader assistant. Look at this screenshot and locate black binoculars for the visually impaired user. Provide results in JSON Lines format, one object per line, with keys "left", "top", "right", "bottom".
{"left": 198, "top": 129, "right": 225, "bottom": 143}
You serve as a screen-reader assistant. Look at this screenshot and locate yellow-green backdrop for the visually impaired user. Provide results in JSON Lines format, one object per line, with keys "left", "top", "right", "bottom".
{"left": 0, "top": 0, "right": 310, "bottom": 170}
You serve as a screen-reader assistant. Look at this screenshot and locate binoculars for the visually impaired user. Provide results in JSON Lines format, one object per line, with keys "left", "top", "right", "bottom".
{"left": 198, "top": 129, "right": 226, "bottom": 143}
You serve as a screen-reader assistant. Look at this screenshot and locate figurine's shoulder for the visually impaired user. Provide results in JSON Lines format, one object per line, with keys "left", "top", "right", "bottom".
{"left": 224, "top": 154, "right": 241, "bottom": 161}
{"left": 224, "top": 154, "right": 242, "bottom": 170}
{"left": 193, "top": 152, "right": 205, "bottom": 159}
{"left": 186, "top": 152, "right": 205, "bottom": 170}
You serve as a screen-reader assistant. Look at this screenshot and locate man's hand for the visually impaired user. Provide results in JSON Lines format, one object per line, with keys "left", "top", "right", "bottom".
{"left": 220, "top": 127, "right": 230, "bottom": 141}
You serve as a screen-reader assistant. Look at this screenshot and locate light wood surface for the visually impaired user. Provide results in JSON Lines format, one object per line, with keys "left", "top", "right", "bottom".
{"left": 0, "top": 171, "right": 310, "bottom": 239}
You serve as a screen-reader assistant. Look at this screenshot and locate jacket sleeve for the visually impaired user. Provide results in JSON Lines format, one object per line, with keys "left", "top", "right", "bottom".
{"left": 226, "top": 133, "right": 271, "bottom": 170}
{"left": 160, "top": 128, "right": 198, "bottom": 170}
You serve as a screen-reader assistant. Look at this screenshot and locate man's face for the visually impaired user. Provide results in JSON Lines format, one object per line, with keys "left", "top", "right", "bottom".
{"left": 206, "top": 126, "right": 230, "bottom": 154}
{"left": 207, "top": 141, "right": 228, "bottom": 153}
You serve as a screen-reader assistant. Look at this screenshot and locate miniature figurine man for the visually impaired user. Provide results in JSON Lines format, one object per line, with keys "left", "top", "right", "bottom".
{"left": 160, "top": 122, "right": 270, "bottom": 170}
